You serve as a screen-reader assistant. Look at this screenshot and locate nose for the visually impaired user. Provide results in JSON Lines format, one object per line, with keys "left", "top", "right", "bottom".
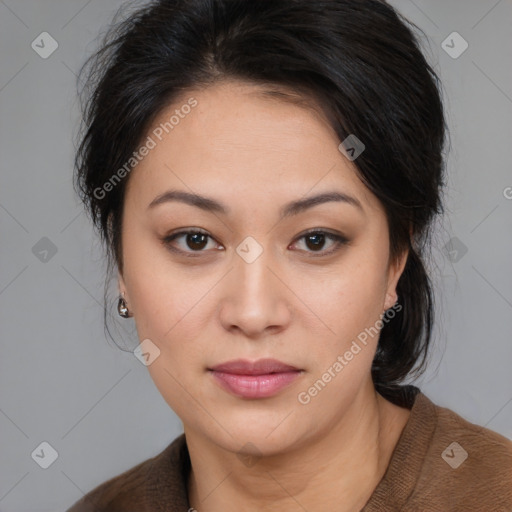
{"left": 218, "top": 245, "right": 292, "bottom": 339}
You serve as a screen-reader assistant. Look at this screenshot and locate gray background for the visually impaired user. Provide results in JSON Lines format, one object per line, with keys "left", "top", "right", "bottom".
{"left": 1, "top": 1, "right": 511, "bottom": 510}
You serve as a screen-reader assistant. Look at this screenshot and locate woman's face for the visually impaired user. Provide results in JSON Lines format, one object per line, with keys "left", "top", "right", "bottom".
{"left": 119, "top": 80, "right": 407, "bottom": 455}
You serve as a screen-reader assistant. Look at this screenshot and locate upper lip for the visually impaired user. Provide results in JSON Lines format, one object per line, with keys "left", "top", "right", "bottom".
{"left": 209, "top": 358, "right": 301, "bottom": 375}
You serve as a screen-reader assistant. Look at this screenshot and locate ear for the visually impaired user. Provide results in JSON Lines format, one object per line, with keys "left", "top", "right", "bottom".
{"left": 383, "top": 224, "right": 414, "bottom": 310}
{"left": 383, "top": 246, "right": 409, "bottom": 311}
{"left": 118, "top": 270, "right": 128, "bottom": 300}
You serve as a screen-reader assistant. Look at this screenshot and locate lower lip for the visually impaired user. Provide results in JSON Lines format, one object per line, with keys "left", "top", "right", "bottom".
{"left": 209, "top": 370, "right": 302, "bottom": 399}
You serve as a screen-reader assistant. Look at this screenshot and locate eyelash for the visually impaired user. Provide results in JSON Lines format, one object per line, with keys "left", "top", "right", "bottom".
{"left": 161, "top": 228, "right": 349, "bottom": 258}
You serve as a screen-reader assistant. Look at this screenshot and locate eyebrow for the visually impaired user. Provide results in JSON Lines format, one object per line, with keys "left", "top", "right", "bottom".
{"left": 147, "top": 189, "right": 364, "bottom": 218}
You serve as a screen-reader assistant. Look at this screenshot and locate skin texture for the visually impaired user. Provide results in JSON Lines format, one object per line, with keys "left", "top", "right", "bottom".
{"left": 118, "top": 80, "right": 411, "bottom": 512}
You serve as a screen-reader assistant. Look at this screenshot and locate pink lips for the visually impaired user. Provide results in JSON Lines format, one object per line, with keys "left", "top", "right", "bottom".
{"left": 208, "top": 358, "right": 303, "bottom": 399}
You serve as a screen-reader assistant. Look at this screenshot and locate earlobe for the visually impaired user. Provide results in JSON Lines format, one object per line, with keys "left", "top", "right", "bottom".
{"left": 384, "top": 291, "right": 398, "bottom": 312}
{"left": 384, "top": 248, "right": 409, "bottom": 311}
{"left": 118, "top": 271, "right": 127, "bottom": 299}
{"left": 117, "top": 271, "right": 133, "bottom": 318}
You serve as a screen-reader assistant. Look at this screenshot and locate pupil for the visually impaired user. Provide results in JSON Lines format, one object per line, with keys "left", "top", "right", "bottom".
{"left": 306, "top": 233, "right": 325, "bottom": 251}
{"left": 187, "top": 233, "right": 207, "bottom": 250}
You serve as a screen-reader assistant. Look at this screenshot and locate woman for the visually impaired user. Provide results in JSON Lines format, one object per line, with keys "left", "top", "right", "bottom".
{"left": 67, "top": 0, "right": 512, "bottom": 510}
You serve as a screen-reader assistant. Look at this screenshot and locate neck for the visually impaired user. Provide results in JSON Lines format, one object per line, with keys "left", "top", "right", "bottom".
{"left": 185, "top": 379, "right": 410, "bottom": 512}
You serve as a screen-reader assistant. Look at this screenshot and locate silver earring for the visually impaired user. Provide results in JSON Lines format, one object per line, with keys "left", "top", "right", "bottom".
{"left": 117, "top": 296, "right": 131, "bottom": 318}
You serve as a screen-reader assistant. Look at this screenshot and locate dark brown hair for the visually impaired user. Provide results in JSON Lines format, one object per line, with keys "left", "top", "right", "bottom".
{"left": 74, "top": 0, "right": 447, "bottom": 404}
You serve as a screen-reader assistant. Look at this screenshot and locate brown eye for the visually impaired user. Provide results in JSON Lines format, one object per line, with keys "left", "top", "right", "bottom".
{"left": 163, "top": 229, "right": 220, "bottom": 255}
{"left": 292, "top": 230, "right": 348, "bottom": 256}
{"left": 184, "top": 232, "right": 209, "bottom": 250}
{"left": 304, "top": 232, "right": 327, "bottom": 251}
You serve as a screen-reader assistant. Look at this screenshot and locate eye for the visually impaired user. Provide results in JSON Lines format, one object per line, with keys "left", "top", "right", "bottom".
{"left": 162, "top": 229, "right": 222, "bottom": 256}
{"left": 291, "top": 229, "right": 348, "bottom": 256}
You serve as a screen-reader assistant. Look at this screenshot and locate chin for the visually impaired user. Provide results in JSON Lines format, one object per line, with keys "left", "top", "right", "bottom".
{"left": 203, "top": 417, "right": 309, "bottom": 458}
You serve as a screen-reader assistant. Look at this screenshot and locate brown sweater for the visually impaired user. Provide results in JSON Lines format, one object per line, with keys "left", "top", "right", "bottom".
{"left": 66, "top": 387, "right": 512, "bottom": 511}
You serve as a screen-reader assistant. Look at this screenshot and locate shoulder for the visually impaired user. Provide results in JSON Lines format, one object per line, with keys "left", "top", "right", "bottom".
{"left": 409, "top": 392, "right": 512, "bottom": 510}
{"left": 65, "top": 456, "right": 151, "bottom": 512}
{"left": 430, "top": 394, "right": 512, "bottom": 472}
{"left": 65, "top": 434, "right": 187, "bottom": 512}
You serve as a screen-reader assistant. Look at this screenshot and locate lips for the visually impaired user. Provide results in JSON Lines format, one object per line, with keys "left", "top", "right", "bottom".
{"left": 208, "top": 358, "right": 303, "bottom": 399}
{"left": 208, "top": 358, "right": 300, "bottom": 375}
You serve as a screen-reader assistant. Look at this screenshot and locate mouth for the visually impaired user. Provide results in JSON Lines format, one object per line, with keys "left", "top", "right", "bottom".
{"left": 207, "top": 358, "right": 303, "bottom": 399}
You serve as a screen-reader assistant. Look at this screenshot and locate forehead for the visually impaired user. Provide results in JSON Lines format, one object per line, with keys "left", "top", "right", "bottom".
{"left": 125, "top": 80, "right": 379, "bottom": 215}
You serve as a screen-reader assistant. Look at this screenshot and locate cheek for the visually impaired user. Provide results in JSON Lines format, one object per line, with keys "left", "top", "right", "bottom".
{"left": 295, "top": 257, "right": 387, "bottom": 349}
{"left": 145, "top": 356, "right": 199, "bottom": 422}
{"left": 293, "top": 266, "right": 386, "bottom": 409}
{"left": 130, "top": 271, "right": 213, "bottom": 345}
{"left": 122, "top": 227, "right": 204, "bottom": 336}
